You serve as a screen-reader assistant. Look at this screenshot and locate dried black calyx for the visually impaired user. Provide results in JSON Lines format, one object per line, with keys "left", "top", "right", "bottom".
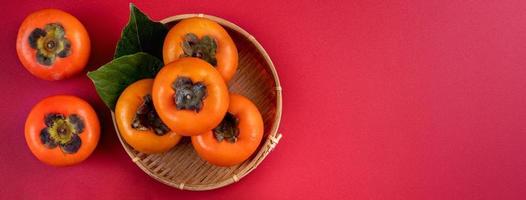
{"left": 172, "top": 76, "right": 207, "bottom": 112}
{"left": 40, "top": 113, "right": 84, "bottom": 154}
{"left": 213, "top": 113, "right": 240, "bottom": 143}
{"left": 131, "top": 94, "right": 170, "bottom": 135}
{"left": 28, "top": 23, "right": 71, "bottom": 66}
{"left": 180, "top": 33, "right": 217, "bottom": 66}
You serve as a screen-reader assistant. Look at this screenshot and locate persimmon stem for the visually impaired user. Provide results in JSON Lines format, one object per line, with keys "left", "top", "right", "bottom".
{"left": 46, "top": 40, "right": 56, "bottom": 50}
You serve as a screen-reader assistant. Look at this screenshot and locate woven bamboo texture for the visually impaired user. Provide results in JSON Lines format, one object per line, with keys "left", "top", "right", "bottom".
{"left": 111, "top": 14, "right": 282, "bottom": 191}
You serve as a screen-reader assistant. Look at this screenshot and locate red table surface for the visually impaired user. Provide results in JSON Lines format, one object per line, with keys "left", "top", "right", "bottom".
{"left": 1, "top": 0, "right": 526, "bottom": 199}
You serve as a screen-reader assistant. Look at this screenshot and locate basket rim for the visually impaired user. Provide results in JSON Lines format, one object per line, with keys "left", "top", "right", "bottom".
{"left": 112, "top": 13, "right": 283, "bottom": 191}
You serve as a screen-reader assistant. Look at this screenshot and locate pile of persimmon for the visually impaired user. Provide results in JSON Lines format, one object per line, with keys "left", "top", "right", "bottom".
{"left": 18, "top": 9, "right": 99, "bottom": 167}
{"left": 115, "top": 17, "right": 264, "bottom": 167}
{"left": 18, "top": 6, "right": 265, "bottom": 168}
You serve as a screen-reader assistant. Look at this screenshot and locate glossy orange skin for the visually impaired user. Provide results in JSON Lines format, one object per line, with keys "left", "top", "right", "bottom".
{"left": 192, "top": 94, "right": 264, "bottom": 167}
{"left": 163, "top": 17, "right": 238, "bottom": 82}
{"left": 152, "top": 57, "right": 229, "bottom": 136}
{"left": 115, "top": 79, "right": 182, "bottom": 154}
{"left": 25, "top": 95, "right": 100, "bottom": 166}
{"left": 16, "top": 9, "right": 90, "bottom": 80}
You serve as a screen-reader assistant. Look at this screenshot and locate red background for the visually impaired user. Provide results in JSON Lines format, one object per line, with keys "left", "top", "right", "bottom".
{"left": 1, "top": 0, "right": 526, "bottom": 199}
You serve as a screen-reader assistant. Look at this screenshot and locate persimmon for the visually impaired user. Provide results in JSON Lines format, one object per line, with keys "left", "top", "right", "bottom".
{"left": 115, "top": 79, "right": 182, "bottom": 154}
{"left": 25, "top": 95, "right": 99, "bottom": 166}
{"left": 16, "top": 9, "right": 90, "bottom": 80}
{"left": 152, "top": 57, "right": 229, "bottom": 136}
{"left": 163, "top": 17, "right": 238, "bottom": 82}
{"left": 192, "top": 94, "right": 263, "bottom": 166}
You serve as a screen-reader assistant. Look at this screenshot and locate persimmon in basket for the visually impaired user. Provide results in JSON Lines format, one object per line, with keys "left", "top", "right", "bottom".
{"left": 115, "top": 79, "right": 182, "bottom": 154}
{"left": 163, "top": 17, "right": 238, "bottom": 82}
{"left": 192, "top": 94, "right": 264, "bottom": 166}
{"left": 152, "top": 57, "right": 229, "bottom": 136}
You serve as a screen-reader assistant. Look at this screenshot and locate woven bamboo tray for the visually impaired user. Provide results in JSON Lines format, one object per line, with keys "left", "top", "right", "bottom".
{"left": 111, "top": 14, "right": 282, "bottom": 191}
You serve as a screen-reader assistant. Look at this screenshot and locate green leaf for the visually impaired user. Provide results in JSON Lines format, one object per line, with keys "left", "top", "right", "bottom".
{"left": 114, "top": 3, "right": 168, "bottom": 60}
{"left": 88, "top": 52, "right": 163, "bottom": 110}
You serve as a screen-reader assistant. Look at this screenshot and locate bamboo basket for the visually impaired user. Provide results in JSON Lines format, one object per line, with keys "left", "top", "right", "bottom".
{"left": 111, "top": 14, "right": 282, "bottom": 191}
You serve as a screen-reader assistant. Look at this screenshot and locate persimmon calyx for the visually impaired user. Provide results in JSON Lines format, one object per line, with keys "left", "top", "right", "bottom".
{"left": 172, "top": 76, "right": 207, "bottom": 112}
{"left": 28, "top": 23, "right": 71, "bottom": 66}
{"left": 180, "top": 33, "right": 217, "bottom": 66}
{"left": 40, "top": 113, "right": 84, "bottom": 153}
{"left": 213, "top": 113, "right": 240, "bottom": 143}
{"left": 131, "top": 94, "right": 170, "bottom": 135}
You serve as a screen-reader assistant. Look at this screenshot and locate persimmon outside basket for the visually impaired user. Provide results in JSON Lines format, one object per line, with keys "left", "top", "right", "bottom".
{"left": 111, "top": 14, "right": 283, "bottom": 191}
